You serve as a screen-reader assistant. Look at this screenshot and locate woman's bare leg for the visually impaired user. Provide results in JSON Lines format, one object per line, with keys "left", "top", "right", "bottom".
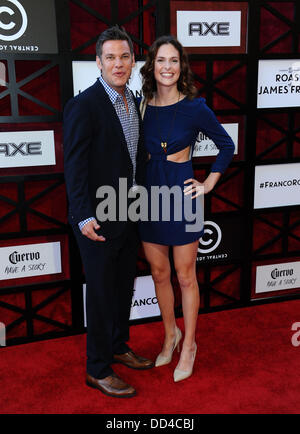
{"left": 173, "top": 240, "right": 199, "bottom": 371}
{"left": 142, "top": 241, "right": 177, "bottom": 356}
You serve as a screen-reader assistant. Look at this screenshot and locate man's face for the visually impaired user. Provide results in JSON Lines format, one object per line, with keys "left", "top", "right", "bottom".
{"left": 96, "top": 40, "right": 135, "bottom": 93}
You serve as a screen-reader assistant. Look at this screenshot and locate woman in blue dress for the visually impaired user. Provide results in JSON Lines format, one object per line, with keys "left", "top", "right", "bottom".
{"left": 138, "top": 36, "right": 234, "bottom": 382}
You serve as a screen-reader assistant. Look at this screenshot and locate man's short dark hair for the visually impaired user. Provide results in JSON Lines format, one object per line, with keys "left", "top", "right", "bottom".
{"left": 96, "top": 26, "right": 134, "bottom": 58}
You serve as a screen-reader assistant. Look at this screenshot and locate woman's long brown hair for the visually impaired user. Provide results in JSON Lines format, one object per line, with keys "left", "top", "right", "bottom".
{"left": 141, "top": 35, "right": 198, "bottom": 101}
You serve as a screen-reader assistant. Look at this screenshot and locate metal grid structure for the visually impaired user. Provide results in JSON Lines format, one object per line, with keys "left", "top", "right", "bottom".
{"left": 0, "top": 0, "right": 299, "bottom": 346}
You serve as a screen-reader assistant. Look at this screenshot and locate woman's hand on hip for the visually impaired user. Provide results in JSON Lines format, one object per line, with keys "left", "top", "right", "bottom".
{"left": 183, "top": 178, "right": 205, "bottom": 198}
{"left": 184, "top": 172, "right": 222, "bottom": 197}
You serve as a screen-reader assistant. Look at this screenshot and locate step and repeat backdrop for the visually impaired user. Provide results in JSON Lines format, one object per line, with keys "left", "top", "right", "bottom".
{"left": 0, "top": 0, "right": 299, "bottom": 345}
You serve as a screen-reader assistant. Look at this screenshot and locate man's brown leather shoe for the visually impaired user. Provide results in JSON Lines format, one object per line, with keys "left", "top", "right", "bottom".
{"left": 113, "top": 350, "right": 154, "bottom": 370}
{"left": 86, "top": 373, "right": 136, "bottom": 398}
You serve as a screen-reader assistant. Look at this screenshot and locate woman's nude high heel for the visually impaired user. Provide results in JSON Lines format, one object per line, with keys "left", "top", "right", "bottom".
{"left": 155, "top": 326, "right": 182, "bottom": 367}
{"left": 173, "top": 343, "right": 197, "bottom": 382}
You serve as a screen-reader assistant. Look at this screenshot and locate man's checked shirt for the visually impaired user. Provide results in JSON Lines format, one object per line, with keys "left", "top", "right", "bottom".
{"left": 78, "top": 74, "right": 139, "bottom": 231}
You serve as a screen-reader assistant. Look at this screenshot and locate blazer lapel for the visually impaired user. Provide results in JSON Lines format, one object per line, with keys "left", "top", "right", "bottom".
{"left": 131, "top": 90, "right": 142, "bottom": 139}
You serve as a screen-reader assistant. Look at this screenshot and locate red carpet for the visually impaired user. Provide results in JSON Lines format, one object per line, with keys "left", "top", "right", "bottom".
{"left": 1, "top": 299, "right": 300, "bottom": 414}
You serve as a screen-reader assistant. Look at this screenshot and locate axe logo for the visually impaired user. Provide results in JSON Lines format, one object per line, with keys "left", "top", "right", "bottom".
{"left": 0, "top": 142, "right": 42, "bottom": 157}
{"left": 0, "top": 130, "right": 55, "bottom": 168}
{"left": 175, "top": 10, "right": 244, "bottom": 51}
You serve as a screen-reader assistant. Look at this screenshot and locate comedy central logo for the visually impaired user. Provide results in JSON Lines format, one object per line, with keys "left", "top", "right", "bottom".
{"left": 0, "top": 0, "right": 27, "bottom": 41}
{"left": 198, "top": 221, "right": 222, "bottom": 254}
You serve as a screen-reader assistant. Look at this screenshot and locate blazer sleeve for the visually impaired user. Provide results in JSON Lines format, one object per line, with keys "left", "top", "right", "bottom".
{"left": 63, "top": 97, "right": 94, "bottom": 225}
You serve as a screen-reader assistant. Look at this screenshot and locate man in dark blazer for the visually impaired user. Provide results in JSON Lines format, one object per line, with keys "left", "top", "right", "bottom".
{"left": 63, "top": 26, "right": 152, "bottom": 399}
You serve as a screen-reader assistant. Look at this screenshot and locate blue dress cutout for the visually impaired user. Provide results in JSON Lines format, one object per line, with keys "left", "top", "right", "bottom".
{"left": 138, "top": 96, "right": 235, "bottom": 246}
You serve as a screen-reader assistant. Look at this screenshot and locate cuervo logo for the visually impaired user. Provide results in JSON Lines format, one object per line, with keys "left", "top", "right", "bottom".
{"left": 189, "top": 22, "right": 230, "bottom": 36}
{"left": 271, "top": 268, "right": 294, "bottom": 279}
{"left": 9, "top": 250, "right": 40, "bottom": 265}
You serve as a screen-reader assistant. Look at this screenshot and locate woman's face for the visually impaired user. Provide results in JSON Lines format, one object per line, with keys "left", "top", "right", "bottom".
{"left": 154, "top": 43, "right": 181, "bottom": 90}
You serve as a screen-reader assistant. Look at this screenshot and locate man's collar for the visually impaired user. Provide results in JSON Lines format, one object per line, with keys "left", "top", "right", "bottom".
{"left": 98, "top": 74, "right": 130, "bottom": 104}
